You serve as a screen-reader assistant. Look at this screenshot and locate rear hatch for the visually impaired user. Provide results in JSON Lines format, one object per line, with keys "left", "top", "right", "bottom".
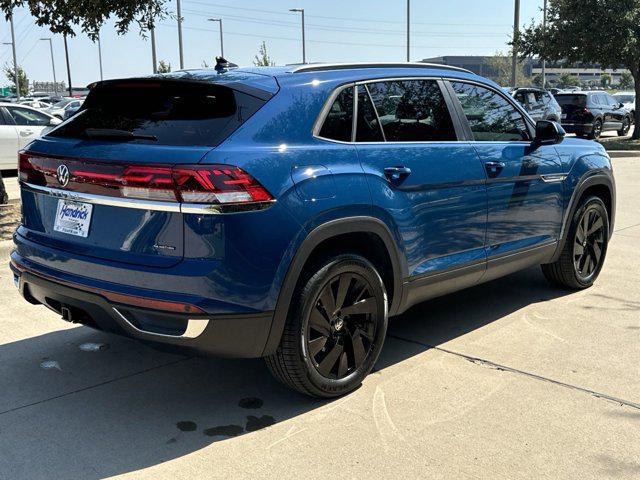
{"left": 18, "top": 74, "right": 276, "bottom": 268}
{"left": 555, "top": 94, "right": 589, "bottom": 123}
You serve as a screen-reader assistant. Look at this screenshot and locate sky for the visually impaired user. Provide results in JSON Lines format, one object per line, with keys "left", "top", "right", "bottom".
{"left": 0, "top": 0, "right": 545, "bottom": 88}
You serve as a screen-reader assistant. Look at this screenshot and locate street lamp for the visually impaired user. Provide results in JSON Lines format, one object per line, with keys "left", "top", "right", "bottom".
{"left": 406, "top": 0, "right": 410, "bottom": 62}
{"left": 542, "top": 0, "right": 548, "bottom": 88}
{"left": 39, "top": 38, "right": 58, "bottom": 95}
{"left": 289, "top": 8, "right": 306, "bottom": 64}
{"left": 207, "top": 18, "right": 224, "bottom": 58}
{"left": 511, "top": 0, "right": 521, "bottom": 88}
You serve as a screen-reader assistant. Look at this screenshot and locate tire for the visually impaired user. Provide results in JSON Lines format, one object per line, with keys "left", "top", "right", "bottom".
{"left": 541, "top": 196, "right": 609, "bottom": 289}
{"left": 617, "top": 117, "right": 631, "bottom": 136}
{"left": 588, "top": 119, "right": 603, "bottom": 139}
{"left": 265, "top": 254, "right": 388, "bottom": 398}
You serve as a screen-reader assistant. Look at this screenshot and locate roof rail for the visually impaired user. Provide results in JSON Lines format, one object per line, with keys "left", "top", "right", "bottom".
{"left": 290, "top": 62, "right": 474, "bottom": 74}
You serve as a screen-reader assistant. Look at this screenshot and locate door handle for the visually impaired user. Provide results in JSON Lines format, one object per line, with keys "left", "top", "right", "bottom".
{"left": 384, "top": 166, "right": 412, "bottom": 183}
{"left": 19, "top": 130, "right": 34, "bottom": 137}
{"left": 485, "top": 161, "right": 505, "bottom": 178}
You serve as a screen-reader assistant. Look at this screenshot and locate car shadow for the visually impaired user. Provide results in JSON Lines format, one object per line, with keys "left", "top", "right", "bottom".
{"left": 0, "top": 266, "right": 574, "bottom": 479}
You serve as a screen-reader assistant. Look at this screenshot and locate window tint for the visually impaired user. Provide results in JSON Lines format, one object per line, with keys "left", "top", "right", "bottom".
{"left": 49, "top": 80, "right": 266, "bottom": 147}
{"left": 319, "top": 87, "right": 353, "bottom": 142}
{"left": 356, "top": 85, "right": 384, "bottom": 142}
{"left": 556, "top": 94, "right": 587, "bottom": 108}
{"left": 451, "top": 82, "right": 530, "bottom": 142}
{"left": 366, "top": 80, "right": 456, "bottom": 142}
{"left": 6, "top": 106, "right": 52, "bottom": 126}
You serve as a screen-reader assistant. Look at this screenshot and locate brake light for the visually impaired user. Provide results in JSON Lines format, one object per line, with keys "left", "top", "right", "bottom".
{"left": 18, "top": 152, "right": 273, "bottom": 206}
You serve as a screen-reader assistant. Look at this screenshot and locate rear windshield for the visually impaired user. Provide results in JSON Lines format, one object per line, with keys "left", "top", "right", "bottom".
{"left": 48, "top": 80, "right": 267, "bottom": 147}
{"left": 555, "top": 94, "right": 587, "bottom": 108}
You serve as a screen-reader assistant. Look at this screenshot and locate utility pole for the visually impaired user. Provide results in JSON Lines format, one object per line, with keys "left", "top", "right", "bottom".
{"left": 9, "top": 13, "right": 20, "bottom": 99}
{"left": 176, "top": 0, "right": 184, "bottom": 69}
{"left": 511, "top": 0, "right": 521, "bottom": 88}
{"left": 542, "top": 0, "right": 547, "bottom": 88}
{"left": 207, "top": 18, "right": 224, "bottom": 58}
{"left": 64, "top": 34, "right": 72, "bottom": 97}
{"left": 289, "top": 8, "right": 306, "bottom": 64}
{"left": 406, "top": 0, "right": 410, "bottom": 62}
{"left": 39, "top": 38, "right": 58, "bottom": 95}
{"left": 150, "top": 26, "right": 158, "bottom": 73}
{"left": 97, "top": 32, "right": 104, "bottom": 81}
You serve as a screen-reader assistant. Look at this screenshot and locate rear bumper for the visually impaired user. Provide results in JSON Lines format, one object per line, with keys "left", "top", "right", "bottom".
{"left": 561, "top": 123, "right": 593, "bottom": 135}
{"left": 10, "top": 259, "right": 273, "bottom": 358}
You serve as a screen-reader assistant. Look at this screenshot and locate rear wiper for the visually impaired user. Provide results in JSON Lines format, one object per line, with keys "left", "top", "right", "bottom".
{"left": 83, "top": 128, "right": 158, "bottom": 141}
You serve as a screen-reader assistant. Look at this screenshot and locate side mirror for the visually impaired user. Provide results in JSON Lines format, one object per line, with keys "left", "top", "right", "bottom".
{"left": 534, "top": 120, "right": 565, "bottom": 146}
{"left": 49, "top": 117, "right": 62, "bottom": 126}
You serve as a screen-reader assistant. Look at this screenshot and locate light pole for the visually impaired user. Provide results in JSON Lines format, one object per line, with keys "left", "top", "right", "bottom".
{"left": 97, "top": 32, "right": 104, "bottom": 81}
{"left": 406, "top": 0, "right": 410, "bottom": 62}
{"left": 150, "top": 26, "right": 158, "bottom": 74}
{"left": 8, "top": 13, "right": 20, "bottom": 99}
{"left": 511, "top": 0, "right": 521, "bottom": 88}
{"left": 207, "top": 18, "right": 224, "bottom": 58}
{"left": 176, "top": 0, "right": 184, "bottom": 69}
{"left": 542, "top": 0, "right": 547, "bottom": 88}
{"left": 39, "top": 38, "right": 58, "bottom": 95}
{"left": 289, "top": 8, "right": 306, "bottom": 64}
{"left": 64, "top": 34, "right": 72, "bottom": 97}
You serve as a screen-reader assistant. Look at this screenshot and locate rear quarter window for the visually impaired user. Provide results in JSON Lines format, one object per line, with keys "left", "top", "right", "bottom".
{"left": 48, "top": 80, "right": 267, "bottom": 147}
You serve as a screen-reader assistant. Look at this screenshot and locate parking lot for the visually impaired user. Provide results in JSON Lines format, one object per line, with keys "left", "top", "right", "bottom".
{"left": 0, "top": 156, "right": 638, "bottom": 480}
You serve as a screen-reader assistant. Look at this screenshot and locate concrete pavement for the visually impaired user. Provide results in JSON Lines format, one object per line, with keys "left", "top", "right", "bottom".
{"left": 0, "top": 159, "right": 639, "bottom": 479}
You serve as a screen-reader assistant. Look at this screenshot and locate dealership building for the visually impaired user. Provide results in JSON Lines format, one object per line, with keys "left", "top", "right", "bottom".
{"left": 421, "top": 56, "right": 631, "bottom": 86}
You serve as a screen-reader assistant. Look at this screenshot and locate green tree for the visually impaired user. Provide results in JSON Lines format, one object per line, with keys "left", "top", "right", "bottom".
{"left": 519, "top": 0, "right": 640, "bottom": 138}
{"left": 253, "top": 41, "right": 275, "bottom": 67}
{"left": 557, "top": 72, "right": 579, "bottom": 88}
{"left": 0, "top": 0, "right": 167, "bottom": 39}
{"left": 157, "top": 60, "right": 171, "bottom": 73}
{"left": 600, "top": 73, "right": 612, "bottom": 88}
{"left": 620, "top": 71, "right": 634, "bottom": 89}
{"left": 484, "top": 52, "right": 530, "bottom": 87}
{"left": 3, "top": 62, "right": 28, "bottom": 96}
{"left": 532, "top": 74, "right": 543, "bottom": 87}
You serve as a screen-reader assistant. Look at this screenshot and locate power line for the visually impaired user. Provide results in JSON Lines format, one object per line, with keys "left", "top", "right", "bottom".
{"left": 182, "top": 0, "right": 511, "bottom": 27}
{"left": 159, "top": 23, "right": 502, "bottom": 50}
{"left": 181, "top": 9, "right": 510, "bottom": 37}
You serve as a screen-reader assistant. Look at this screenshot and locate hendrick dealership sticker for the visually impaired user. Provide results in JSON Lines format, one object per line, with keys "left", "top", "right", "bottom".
{"left": 53, "top": 199, "right": 93, "bottom": 238}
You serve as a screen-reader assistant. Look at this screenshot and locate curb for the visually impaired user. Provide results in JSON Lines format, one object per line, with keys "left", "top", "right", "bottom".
{"left": 608, "top": 150, "right": 640, "bottom": 158}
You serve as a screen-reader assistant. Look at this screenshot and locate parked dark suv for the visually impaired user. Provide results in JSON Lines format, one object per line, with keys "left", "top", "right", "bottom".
{"left": 11, "top": 63, "right": 616, "bottom": 397}
{"left": 556, "top": 91, "right": 632, "bottom": 139}
{"left": 512, "top": 87, "right": 562, "bottom": 122}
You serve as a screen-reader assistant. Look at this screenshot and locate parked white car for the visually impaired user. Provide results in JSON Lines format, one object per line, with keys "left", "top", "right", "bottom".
{"left": 18, "top": 99, "right": 52, "bottom": 110}
{"left": 43, "top": 98, "right": 83, "bottom": 119}
{"left": 0, "top": 102, "right": 61, "bottom": 170}
{"left": 613, "top": 91, "right": 636, "bottom": 117}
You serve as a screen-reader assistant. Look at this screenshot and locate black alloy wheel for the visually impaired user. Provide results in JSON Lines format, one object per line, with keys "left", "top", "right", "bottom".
{"left": 618, "top": 117, "right": 631, "bottom": 136}
{"left": 573, "top": 207, "right": 606, "bottom": 282}
{"left": 590, "top": 119, "right": 603, "bottom": 139}
{"left": 307, "top": 272, "right": 378, "bottom": 379}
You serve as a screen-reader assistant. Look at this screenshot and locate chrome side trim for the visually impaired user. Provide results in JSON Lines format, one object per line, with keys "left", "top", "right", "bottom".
{"left": 21, "top": 182, "right": 275, "bottom": 215}
{"left": 540, "top": 174, "right": 568, "bottom": 183}
{"left": 112, "top": 307, "right": 209, "bottom": 340}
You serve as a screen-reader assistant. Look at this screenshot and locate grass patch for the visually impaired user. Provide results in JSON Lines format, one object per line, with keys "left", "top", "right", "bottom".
{"left": 598, "top": 137, "right": 640, "bottom": 151}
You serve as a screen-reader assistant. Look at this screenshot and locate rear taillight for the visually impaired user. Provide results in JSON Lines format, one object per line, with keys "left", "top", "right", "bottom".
{"left": 18, "top": 152, "right": 273, "bottom": 206}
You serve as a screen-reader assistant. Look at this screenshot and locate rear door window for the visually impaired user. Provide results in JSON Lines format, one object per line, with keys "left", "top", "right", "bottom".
{"left": 450, "top": 81, "right": 531, "bottom": 141}
{"left": 318, "top": 87, "right": 354, "bottom": 142}
{"left": 48, "top": 80, "right": 267, "bottom": 147}
{"left": 366, "top": 80, "right": 457, "bottom": 142}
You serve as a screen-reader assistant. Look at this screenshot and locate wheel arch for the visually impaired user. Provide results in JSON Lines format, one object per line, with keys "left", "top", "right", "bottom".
{"left": 551, "top": 171, "right": 615, "bottom": 263}
{"left": 262, "top": 217, "right": 405, "bottom": 356}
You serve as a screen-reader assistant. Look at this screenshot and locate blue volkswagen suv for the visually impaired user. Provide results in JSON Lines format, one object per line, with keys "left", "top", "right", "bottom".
{"left": 10, "top": 63, "right": 615, "bottom": 397}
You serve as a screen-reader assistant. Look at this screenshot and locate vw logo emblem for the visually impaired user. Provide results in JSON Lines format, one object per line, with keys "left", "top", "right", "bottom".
{"left": 56, "top": 164, "right": 70, "bottom": 187}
